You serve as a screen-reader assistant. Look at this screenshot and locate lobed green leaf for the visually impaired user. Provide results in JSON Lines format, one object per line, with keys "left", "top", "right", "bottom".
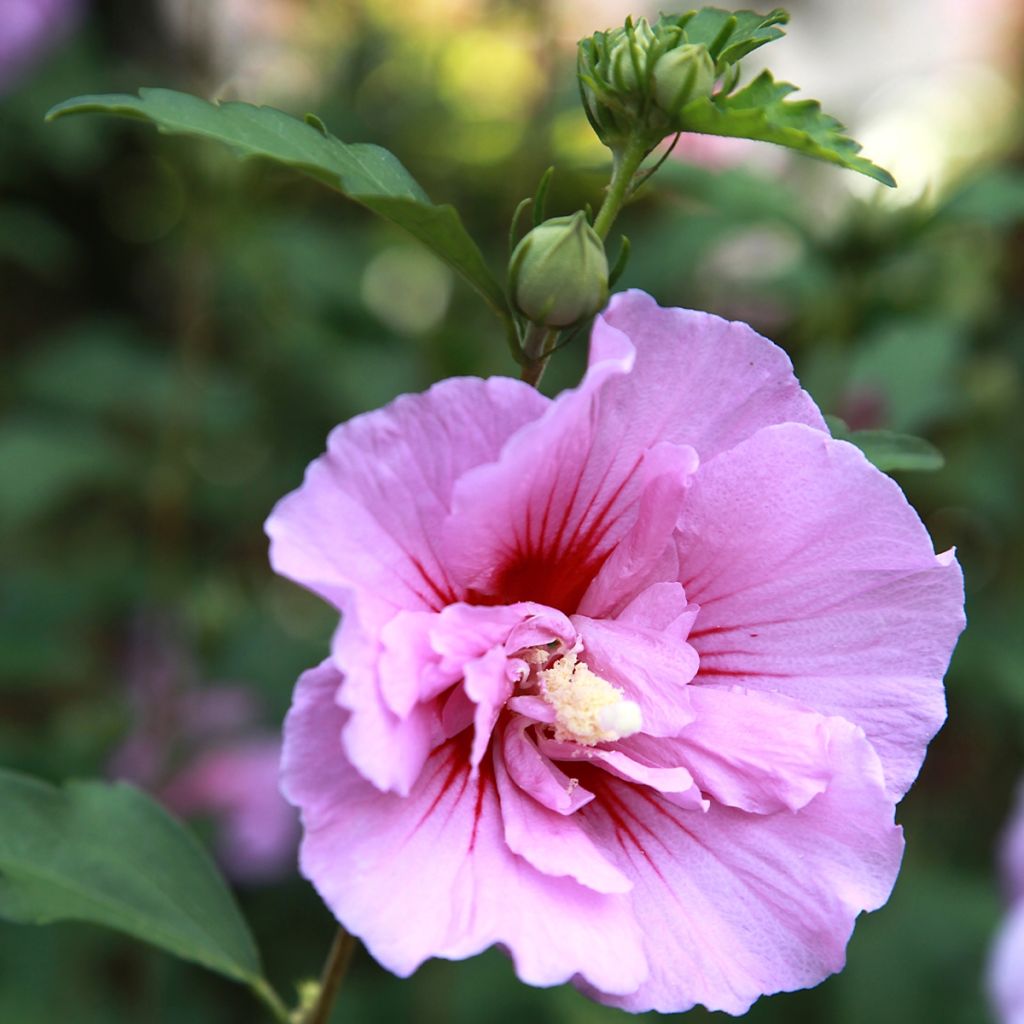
{"left": 668, "top": 7, "right": 790, "bottom": 67}
{"left": 46, "top": 88, "right": 510, "bottom": 321}
{"left": 680, "top": 70, "right": 896, "bottom": 186}
{"left": 0, "top": 769, "right": 262, "bottom": 986}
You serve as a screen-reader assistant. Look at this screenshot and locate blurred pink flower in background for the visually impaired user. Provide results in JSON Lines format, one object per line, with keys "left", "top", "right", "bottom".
{"left": 109, "top": 615, "right": 298, "bottom": 885}
{"left": 0, "top": 0, "right": 82, "bottom": 94}
{"left": 269, "top": 290, "right": 964, "bottom": 1013}
{"left": 991, "top": 782, "right": 1024, "bottom": 1024}
{"left": 1003, "top": 785, "right": 1024, "bottom": 904}
{"left": 671, "top": 131, "right": 780, "bottom": 172}
{"left": 161, "top": 737, "right": 299, "bottom": 885}
{"left": 835, "top": 385, "right": 890, "bottom": 433}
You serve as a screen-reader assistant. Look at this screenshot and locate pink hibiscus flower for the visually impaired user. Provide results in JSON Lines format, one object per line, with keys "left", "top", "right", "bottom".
{"left": 991, "top": 782, "right": 1024, "bottom": 1024}
{"left": 268, "top": 289, "right": 964, "bottom": 1013}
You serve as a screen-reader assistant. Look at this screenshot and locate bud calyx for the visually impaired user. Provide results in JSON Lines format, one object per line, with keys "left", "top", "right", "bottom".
{"left": 578, "top": 14, "right": 720, "bottom": 153}
{"left": 509, "top": 213, "right": 609, "bottom": 328}
{"left": 652, "top": 43, "right": 716, "bottom": 116}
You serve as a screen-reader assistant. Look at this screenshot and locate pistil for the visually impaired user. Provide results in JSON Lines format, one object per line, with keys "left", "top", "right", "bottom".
{"left": 539, "top": 650, "right": 643, "bottom": 745}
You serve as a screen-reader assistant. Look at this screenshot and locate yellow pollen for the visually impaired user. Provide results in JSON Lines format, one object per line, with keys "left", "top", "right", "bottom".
{"left": 540, "top": 651, "right": 643, "bottom": 746}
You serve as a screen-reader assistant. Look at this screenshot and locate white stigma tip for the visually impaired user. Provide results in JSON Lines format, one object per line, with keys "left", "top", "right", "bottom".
{"left": 597, "top": 700, "right": 643, "bottom": 740}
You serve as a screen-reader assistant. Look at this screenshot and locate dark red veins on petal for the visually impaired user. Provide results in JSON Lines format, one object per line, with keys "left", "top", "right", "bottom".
{"left": 572, "top": 765, "right": 672, "bottom": 883}
{"left": 408, "top": 554, "right": 460, "bottom": 610}
{"left": 468, "top": 754, "right": 494, "bottom": 855}
{"left": 407, "top": 731, "right": 494, "bottom": 857}
{"left": 696, "top": 668, "right": 792, "bottom": 680}
{"left": 480, "top": 457, "right": 644, "bottom": 614}
{"left": 412, "top": 738, "right": 470, "bottom": 834}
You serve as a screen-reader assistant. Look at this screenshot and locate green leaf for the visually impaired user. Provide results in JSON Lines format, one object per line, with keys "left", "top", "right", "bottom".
{"left": 46, "top": 88, "right": 509, "bottom": 322}
{"left": 827, "top": 418, "right": 945, "bottom": 472}
{"left": 0, "top": 204, "right": 76, "bottom": 277}
{"left": 681, "top": 70, "right": 895, "bottom": 186}
{"left": 939, "top": 168, "right": 1024, "bottom": 226}
{"left": 844, "top": 319, "right": 965, "bottom": 433}
{"left": 0, "top": 419, "right": 130, "bottom": 530}
{"left": 0, "top": 769, "right": 261, "bottom": 986}
{"left": 672, "top": 7, "right": 789, "bottom": 66}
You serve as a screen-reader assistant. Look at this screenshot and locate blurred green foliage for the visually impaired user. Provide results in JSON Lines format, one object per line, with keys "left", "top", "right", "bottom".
{"left": 1, "top": 2, "right": 1023, "bottom": 1022}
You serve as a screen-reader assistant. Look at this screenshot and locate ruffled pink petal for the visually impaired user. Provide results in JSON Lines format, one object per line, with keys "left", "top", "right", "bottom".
{"left": 679, "top": 422, "right": 965, "bottom": 799}
{"left": 572, "top": 603, "right": 698, "bottom": 737}
{"left": 266, "top": 376, "right": 548, "bottom": 613}
{"left": 340, "top": 677, "right": 442, "bottom": 798}
{"left": 429, "top": 603, "right": 530, "bottom": 666}
{"left": 506, "top": 695, "right": 556, "bottom": 722}
{"left": 577, "top": 442, "right": 698, "bottom": 618}
{"left": 493, "top": 741, "right": 632, "bottom": 895}
{"left": 343, "top": 597, "right": 577, "bottom": 794}
{"left": 503, "top": 604, "right": 577, "bottom": 652}
{"left": 332, "top": 598, "right": 444, "bottom": 795}
{"left": 502, "top": 716, "right": 593, "bottom": 814}
{"left": 440, "top": 686, "right": 475, "bottom": 738}
{"left": 430, "top": 601, "right": 576, "bottom": 665}
{"left": 281, "top": 661, "right": 648, "bottom": 996}
{"left": 596, "top": 290, "right": 827, "bottom": 461}
{"left": 464, "top": 647, "right": 514, "bottom": 771}
{"left": 537, "top": 736, "right": 707, "bottom": 812}
{"left": 379, "top": 602, "right": 576, "bottom": 725}
{"left": 990, "top": 902, "right": 1024, "bottom": 1024}
{"left": 672, "top": 686, "right": 836, "bottom": 813}
{"left": 576, "top": 718, "right": 904, "bottom": 1014}
{"left": 379, "top": 610, "right": 452, "bottom": 717}
{"left": 615, "top": 580, "right": 700, "bottom": 633}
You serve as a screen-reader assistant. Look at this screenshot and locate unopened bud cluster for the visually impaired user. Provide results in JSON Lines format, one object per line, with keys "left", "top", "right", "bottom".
{"left": 579, "top": 15, "right": 717, "bottom": 152}
{"left": 509, "top": 212, "right": 609, "bottom": 329}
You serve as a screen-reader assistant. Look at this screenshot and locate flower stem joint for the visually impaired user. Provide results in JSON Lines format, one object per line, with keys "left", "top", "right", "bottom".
{"left": 578, "top": 16, "right": 716, "bottom": 153}
{"left": 509, "top": 212, "right": 609, "bottom": 329}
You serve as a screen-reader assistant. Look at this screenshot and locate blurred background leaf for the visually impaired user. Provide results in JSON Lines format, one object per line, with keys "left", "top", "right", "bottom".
{"left": 826, "top": 417, "right": 946, "bottom": 472}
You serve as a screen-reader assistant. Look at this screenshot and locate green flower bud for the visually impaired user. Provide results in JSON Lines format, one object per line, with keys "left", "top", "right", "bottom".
{"left": 605, "top": 17, "right": 656, "bottom": 97}
{"left": 509, "top": 213, "right": 609, "bottom": 328}
{"left": 652, "top": 43, "right": 715, "bottom": 115}
{"left": 579, "top": 16, "right": 729, "bottom": 154}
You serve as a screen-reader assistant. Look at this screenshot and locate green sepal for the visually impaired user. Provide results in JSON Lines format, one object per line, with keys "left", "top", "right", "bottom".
{"left": 533, "top": 166, "right": 556, "bottom": 226}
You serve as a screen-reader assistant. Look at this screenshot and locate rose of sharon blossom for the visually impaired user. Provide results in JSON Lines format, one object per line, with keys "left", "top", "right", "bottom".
{"left": 268, "top": 290, "right": 964, "bottom": 1014}
{"left": 991, "top": 782, "right": 1024, "bottom": 1024}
